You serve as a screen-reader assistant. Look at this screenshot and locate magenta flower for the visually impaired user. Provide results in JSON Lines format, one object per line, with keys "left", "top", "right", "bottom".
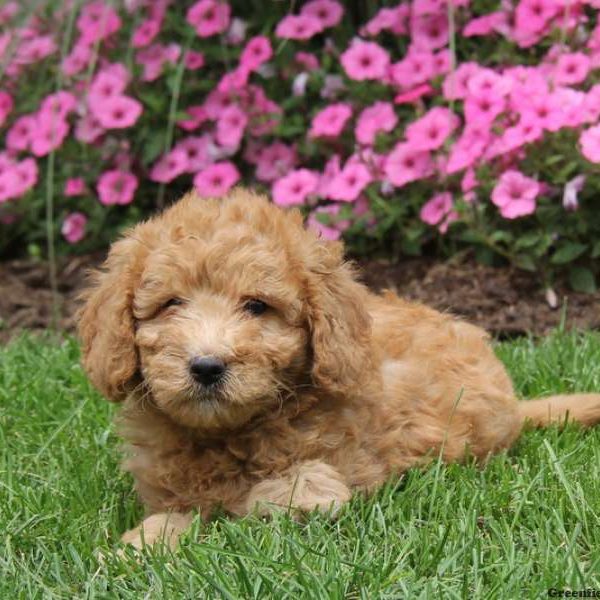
{"left": 355, "top": 101, "right": 398, "bottom": 145}
{"left": 150, "top": 149, "right": 189, "bottom": 183}
{"left": 580, "top": 125, "right": 600, "bottom": 163}
{"left": 0, "top": 90, "right": 13, "bottom": 126}
{"left": 193, "top": 161, "right": 240, "bottom": 197}
{"left": 187, "top": 0, "right": 231, "bottom": 37}
{"left": 384, "top": 143, "right": 433, "bottom": 188}
{"left": 132, "top": 19, "right": 161, "bottom": 48}
{"left": 406, "top": 107, "right": 459, "bottom": 151}
{"left": 275, "top": 15, "right": 323, "bottom": 40}
{"left": 301, "top": 0, "right": 344, "bottom": 28}
{"left": 341, "top": 40, "right": 390, "bottom": 81}
{"left": 328, "top": 162, "right": 372, "bottom": 201}
{"left": 491, "top": 170, "right": 540, "bottom": 219}
{"left": 308, "top": 103, "right": 352, "bottom": 138}
{"left": 184, "top": 50, "right": 206, "bottom": 70}
{"left": 272, "top": 169, "right": 319, "bottom": 206}
{"left": 93, "top": 95, "right": 142, "bottom": 129}
{"left": 216, "top": 105, "right": 248, "bottom": 148}
{"left": 64, "top": 177, "right": 86, "bottom": 197}
{"left": 97, "top": 170, "right": 138, "bottom": 205}
{"left": 240, "top": 36, "right": 272, "bottom": 71}
{"left": 62, "top": 212, "right": 87, "bottom": 244}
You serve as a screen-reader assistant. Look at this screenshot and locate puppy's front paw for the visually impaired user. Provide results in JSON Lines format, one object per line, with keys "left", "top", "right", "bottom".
{"left": 121, "top": 512, "right": 193, "bottom": 551}
{"left": 246, "top": 461, "right": 351, "bottom": 517}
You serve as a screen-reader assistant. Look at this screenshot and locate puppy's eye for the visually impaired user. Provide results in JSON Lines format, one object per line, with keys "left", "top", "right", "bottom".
{"left": 243, "top": 299, "right": 268, "bottom": 316}
{"left": 161, "top": 298, "right": 184, "bottom": 310}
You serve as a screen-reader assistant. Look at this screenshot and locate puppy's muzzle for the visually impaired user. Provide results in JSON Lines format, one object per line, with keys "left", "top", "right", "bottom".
{"left": 189, "top": 356, "right": 227, "bottom": 386}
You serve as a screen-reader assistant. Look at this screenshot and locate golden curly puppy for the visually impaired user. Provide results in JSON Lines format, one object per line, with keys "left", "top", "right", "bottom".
{"left": 79, "top": 188, "right": 600, "bottom": 550}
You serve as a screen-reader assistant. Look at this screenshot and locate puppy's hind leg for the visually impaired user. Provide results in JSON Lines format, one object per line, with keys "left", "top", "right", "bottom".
{"left": 121, "top": 511, "right": 193, "bottom": 551}
{"left": 246, "top": 461, "right": 351, "bottom": 518}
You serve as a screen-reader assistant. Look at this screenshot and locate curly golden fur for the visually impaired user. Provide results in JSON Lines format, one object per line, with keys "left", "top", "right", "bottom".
{"left": 78, "top": 188, "right": 600, "bottom": 549}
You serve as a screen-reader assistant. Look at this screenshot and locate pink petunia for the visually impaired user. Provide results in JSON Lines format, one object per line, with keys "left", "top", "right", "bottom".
{"left": 0, "top": 91, "right": 13, "bottom": 127}
{"left": 464, "top": 93, "right": 506, "bottom": 125}
{"left": 275, "top": 15, "right": 323, "bottom": 40}
{"left": 193, "top": 161, "right": 240, "bottom": 197}
{"left": 384, "top": 143, "right": 433, "bottom": 188}
{"left": 355, "top": 101, "right": 398, "bottom": 145}
{"left": 64, "top": 177, "right": 86, "bottom": 197}
{"left": 40, "top": 90, "right": 77, "bottom": 120}
{"left": 216, "top": 105, "right": 248, "bottom": 148}
{"left": 308, "top": 103, "right": 352, "bottom": 138}
{"left": 75, "top": 113, "right": 105, "bottom": 144}
{"left": 580, "top": 125, "right": 600, "bottom": 163}
{"left": 295, "top": 51, "right": 319, "bottom": 71}
{"left": 361, "top": 5, "right": 409, "bottom": 36}
{"left": 341, "top": 39, "right": 390, "bottom": 81}
{"left": 177, "top": 105, "right": 210, "bottom": 131}
{"left": 406, "top": 107, "right": 459, "bottom": 151}
{"left": 390, "top": 49, "right": 435, "bottom": 89}
{"left": 150, "top": 149, "right": 189, "bottom": 183}
{"left": 184, "top": 50, "right": 206, "bottom": 70}
{"left": 272, "top": 169, "right": 319, "bottom": 206}
{"left": 97, "top": 170, "right": 138, "bottom": 205}
{"left": 411, "top": 14, "right": 449, "bottom": 50}
{"left": 187, "top": 0, "right": 231, "bottom": 37}
{"left": 255, "top": 142, "right": 297, "bottom": 182}
{"left": 132, "top": 19, "right": 161, "bottom": 48}
{"left": 240, "top": 36, "right": 272, "bottom": 71}
{"left": 77, "top": 1, "right": 122, "bottom": 43}
{"left": 30, "top": 117, "right": 69, "bottom": 157}
{"left": 445, "top": 123, "right": 491, "bottom": 174}
{"left": 463, "top": 12, "right": 507, "bottom": 37}
{"left": 7, "top": 114, "right": 37, "bottom": 151}
{"left": 552, "top": 52, "right": 591, "bottom": 85}
{"left": 394, "top": 84, "right": 433, "bottom": 104}
{"left": 442, "top": 62, "right": 479, "bottom": 100}
{"left": 174, "top": 135, "right": 213, "bottom": 172}
{"left": 136, "top": 43, "right": 181, "bottom": 81}
{"left": 92, "top": 95, "right": 142, "bottom": 129}
{"left": 62, "top": 212, "right": 87, "bottom": 243}
{"left": 562, "top": 175, "right": 585, "bottom": 210}
{"left": 491, "top": 170, "right": 540, "bottom": 219}
{"left": 300, "top": 0, "right": 344, "bottom": 28}
{"left": 307, "top": 205, "right": 345, "bottom": 241}
{"left": 420, "top": 192, "right": 454, "bottom": 227}
{"left": 328, "top": 162, "right": 372, "bottom": 201}
{"left": 61, "top": 41, "right": 93, "bottom": 77}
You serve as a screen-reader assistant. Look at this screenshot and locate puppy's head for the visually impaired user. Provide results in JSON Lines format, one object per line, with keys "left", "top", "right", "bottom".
{"left": 78, "top": 189, "right": 372, "bottom": 430}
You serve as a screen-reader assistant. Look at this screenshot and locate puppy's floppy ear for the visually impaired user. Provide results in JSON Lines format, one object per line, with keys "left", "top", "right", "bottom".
{"left": 78, "top": 237, "right": 143, "bottom": 402}
{"left": 304, "top": 239, "right": 373, "bottom": 397}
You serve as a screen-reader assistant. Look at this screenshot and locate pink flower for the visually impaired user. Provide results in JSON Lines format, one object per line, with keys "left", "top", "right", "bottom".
{"left": 184, "top": 50, "right": 206, "bottom": 70}
{"left": 62, "top": 212, "right": 87, "bottom": 244}
{"left": 150, "top": 149, "right": 189, "bottom": 183}
{"left": 216, "top": 105, "right": 248, "bottom": 148}
{"left": 75, "top": 113, "right": 105, "bottom": 144}
{"left": 355, "top": 101, "right": 398, "bottom": 145}
{"left": 40, "top": 91, "right": 77, "bottom": 120}
{"left": 132, "top": 19, "right": 160, "bottom": 48}
{"left": 88, "top": 70, "right": 128, "bottom": 111}
{"left": 193, "top": 161, "right": 240, "bottom": 197}
{"left": 442, "top": 62, "right": 479, "bottom": 100}
{"left": 362, "top": 5, "right": 409, "bottom": 36}
{"left": 580, "top": 125, "right": 600, "bottom": 163}
{"left": 307, "top": 205, "right": 345, "bottom": 241}
{"left": 295, "top": 51, "right": 319, "bottom": 71}
{"left": 411, "top": 14, "right": 449, "bottom": 50}
{"left": 552, "top": 52, "right": 591, "bottom": 85}
{"left": 406, "top": 107, "right": 459, "bottom": 151}
{"left": 30, "top": 118, "right": 69, "bottom": 157}
{"left": 255, "top": 142, "right": 297, "bottom": 182}
{"left": 563, "top": 174, "right": 585, "bottom": 210}
{"left": 15, "top": 34, "right": 57, "bottom": 65}
{"left": 463, "top": 12, "right": 507, "bottom": 37}
{"left": 92, "top": 95, "right": 142, "bottom": 129}
{"left": 420, "top": 192, "right": 454, "bottom": 225}
{"left": 384, "top": 143, "right": 433, "bottom": 188}
{"left": 394, "top": 84, "right": 433, "bottom": 104}
{"left": 275, "top": 15, "right": 323, "bottom": 40}
{"left": 308, "top": 103, "right": 352, "bottom": 138}
{"left": 328, "top": 162, "right": 372, "bottom": 201}
{"left": 64, "top": 177, "right": 86, "bottom": 197}
{"left": 491, "top": 170, "right": 540, "bottom": 219}
{"left": 272, "top": 169, "right": 319, "bottom": 206}
{"left": 240, "top": 36, "right": 272, "bottom": 71}
{"left": 136, "top": 43, "right": 181, "bottom": 81}
{"left": 61, "top": 41, "right": 92, "bottom": 77}
{"left": 187, "top": 0, "right": 231, "bottom": 37}
{"left": 77, "top": 2, "right": 121, "bottom": 43}
{"left": 341, "top": 40, "right": 390, "bottom": 81}
{"left": 445, "top": 123, "right": 491, "bottom": 173}
{"left": 464, "top": 93, "right": 506, "bottom": 125}
{"left": 226, "top": 17, "right": 247, "bottom": 44}
{"left": 390, "top": 50, "right": 435, "bottom": 89}
{"left": 97, "top": 170, "right": 138, "bottom": 205}
{"left": 217, "top": 66, "right": 250, "bottom": 93}
{"left": 317, "top": 154, "right": 342, "bottom": 197}
{"left": 0, "top": 90, "right": 13, "bottom": 126}
{"left": 174, "top": 135, "right": 212, "bottom": 172}
{"left": 177, "top": 105, "right": 210, "bottom": 131}
{"left": 300, "top": 0, "right": 344, "bottom": 28}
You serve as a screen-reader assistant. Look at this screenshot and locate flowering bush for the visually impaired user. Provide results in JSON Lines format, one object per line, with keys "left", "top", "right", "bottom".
{"left": 2, "top": 0, "right": 600, "bottom": 291}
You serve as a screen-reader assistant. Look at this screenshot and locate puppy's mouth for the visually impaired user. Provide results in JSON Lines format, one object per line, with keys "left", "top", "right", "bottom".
{"left": 189, "top": 378, "right": 230, "bottom": 405}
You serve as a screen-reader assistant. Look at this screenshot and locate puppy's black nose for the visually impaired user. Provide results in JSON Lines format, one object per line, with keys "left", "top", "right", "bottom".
{"left": 189, "top": 356, "right": 226, "bottom": 386}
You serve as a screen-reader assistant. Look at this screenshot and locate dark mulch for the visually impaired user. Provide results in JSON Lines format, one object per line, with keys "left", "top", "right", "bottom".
{"left": 1, "top": 253, "right": 599, "bottom": 345}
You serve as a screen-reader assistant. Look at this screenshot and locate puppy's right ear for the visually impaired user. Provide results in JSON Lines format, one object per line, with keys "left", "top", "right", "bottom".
{"left": 77, "top": 237, "right": 143, "bottom": 402}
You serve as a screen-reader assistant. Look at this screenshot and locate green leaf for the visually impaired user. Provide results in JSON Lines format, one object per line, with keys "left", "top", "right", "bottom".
{"left": 514, "top": 254, "right": 537, "bottom": 272}
{"left": 569, "top": 266, "right": 597, "bottom": 294}
{"left": 591, "top": 240, "right": 600, "bottom": 259}
{"left": 550, "top": 242, "right": 588, "bottom": 265}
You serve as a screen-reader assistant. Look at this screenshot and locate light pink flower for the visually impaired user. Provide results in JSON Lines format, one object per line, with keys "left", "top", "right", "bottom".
{"left": 193, "top": 161, "right": 240, "bottom": 197}
{"left": 445, "top": 123, "right": 491, "bottom": 173}
{"left": 0, "top": 90, "right": 13, "bottom": 126}
{"left": 307, "top": 205, "right": 345, "bottom": 241}
{"left": 187, "top": 0, "right": 231, "bottom": 37}
{"left": 240, "top": 36, "right": 272, "bottom": 71}
{"left": 184, "top": 50, "right": 206, "bottom": 70}
{"left": 341, "top": 39, "right": 390, "bottom": 81}
{"left": 301, "top": 0, "right": 344, "bottom": 28}
{"left": 420, "top": 192, "right": 454, "bottom": 225}
{"left": 442, "top": 62, "right": 479, "bottom": 100}
{"left": 64, "top": 177, "right": 86, "bottom": 197}
{"left": 355, "top": 101, "right": 398, "bottom": 145}
{"left": 394, "top": 84, "right": 433, "bottom": 104}
{"left": 463, "top": 12, "right": 507, "bottom": 37}
{"left": 552, "top": 52, "right": 591, "bottom": 85}
{"left": 150, "top": 149, "right": 189, "bottom": 183}
{"left": 61, "top": 41, "right": 92, "bottom": 77}
{"left": 77, "top": 2, "right": 121, "bottom": 43}
{"left": 217, "top": 66, "right": 250, "bottom": 93}
{"left": 136, "top": 43, "right": 181, "bottom": 81}
{"left": 255, "top": 142, "right": 297, "bottom": 182}
{"left": 406, "top": 107, "right": 459, "bottom": 151}
{"left": 275, "top": 15, "right": 323, "bottom": 40}
{"left": 75, "top": 113, "right": 105, "bottom": 144}
{"left": 384, "top": 143, "right": 433, "bottom": 188}
{"left": 328, "top": 162, "right": 372, "bottom": 201}
{"left": 390, "top": 50, "right": 435, "bottom": 89}
{"left": 580, "top": 125, "right": 600, "bottom": 163}
{"left": 317, "top": 154, "right": 342, "bottom": 197}
{"left": 216, "top": 105, "right": 248, "bottom": 148}
{"left": 132, "top": 19, "right": 160, "bottom": 48}
{"left": 92, "top": 95, "right": 142, "bottom": 129}
{"left": 563, "top": 175, "right": 585, "bottom": 210}
{"left": 272, "top": 169, "right": 319, "bottom": 206}
{"left": 295, "top": 51, "right": 319, "bottom": 71}
{"left": 177, "top": 105, "right": 210, "bottom": 131}
{"left": 40, "top": 91, "right": 77, "bottom": 120}
{"left": 491, "top": 170, "right": 540, "bottom": 219}
{"left": 31, "top": 118, "right": 69, "bottom": 157}
{"left": 88, "top": 70, "right": 127, "bottom": 111}
{"left": 411, "top": 14, "right": 449, "bottom": 50}
{"left": 362, "top": 5, "right": 409, "bottom": 36}
{"left": 174, "top": 135, "right": 212, "bottom": 172}
{"left": 464, "top": 93, "right": 506, "bottom": 125}
{"left": 14, "top": 34, "right": 57, "bottom": 65}
{"left": 62, "top": 212, "right": 87, "bottom": 244}
{"left": 226, "top": 17, "right": 247, "bottom": 44}
{"left": 308, "top": 103, "right": 352, "bottom": 138}
{"left": 97, "top": 170, "right": 138, "bottom": 205}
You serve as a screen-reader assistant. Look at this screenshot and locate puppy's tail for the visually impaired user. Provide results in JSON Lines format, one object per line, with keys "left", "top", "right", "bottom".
{"left": 519, "top": 394, "right": 600, "bottom": 428}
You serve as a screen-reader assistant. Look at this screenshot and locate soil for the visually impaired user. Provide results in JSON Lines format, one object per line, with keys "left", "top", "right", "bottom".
{"left": 1, "top": 253, "right": 599, "bottom": 345}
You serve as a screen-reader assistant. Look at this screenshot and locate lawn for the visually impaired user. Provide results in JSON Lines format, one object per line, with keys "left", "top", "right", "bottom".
{"left": 1, "top": 331, "right": 600, "bottom": 599}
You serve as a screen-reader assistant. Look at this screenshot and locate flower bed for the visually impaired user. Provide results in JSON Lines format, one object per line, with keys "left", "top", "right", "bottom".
{"left": 1, "top": 0, "right": 600, "bottom": 290}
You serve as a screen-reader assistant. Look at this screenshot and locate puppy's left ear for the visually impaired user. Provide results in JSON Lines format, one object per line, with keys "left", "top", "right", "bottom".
{"left": 304, "top": 239, "right": 373, "bottom": 397}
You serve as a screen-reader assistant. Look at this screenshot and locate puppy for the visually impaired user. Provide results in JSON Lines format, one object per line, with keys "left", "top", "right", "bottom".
{"left": 79, "top": 188, "right": 600, "bottom": 550}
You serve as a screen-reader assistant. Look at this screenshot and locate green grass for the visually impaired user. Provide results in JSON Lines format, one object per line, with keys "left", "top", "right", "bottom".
{"left": 1, "top": 332, "right": 600, "bottom": 598}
